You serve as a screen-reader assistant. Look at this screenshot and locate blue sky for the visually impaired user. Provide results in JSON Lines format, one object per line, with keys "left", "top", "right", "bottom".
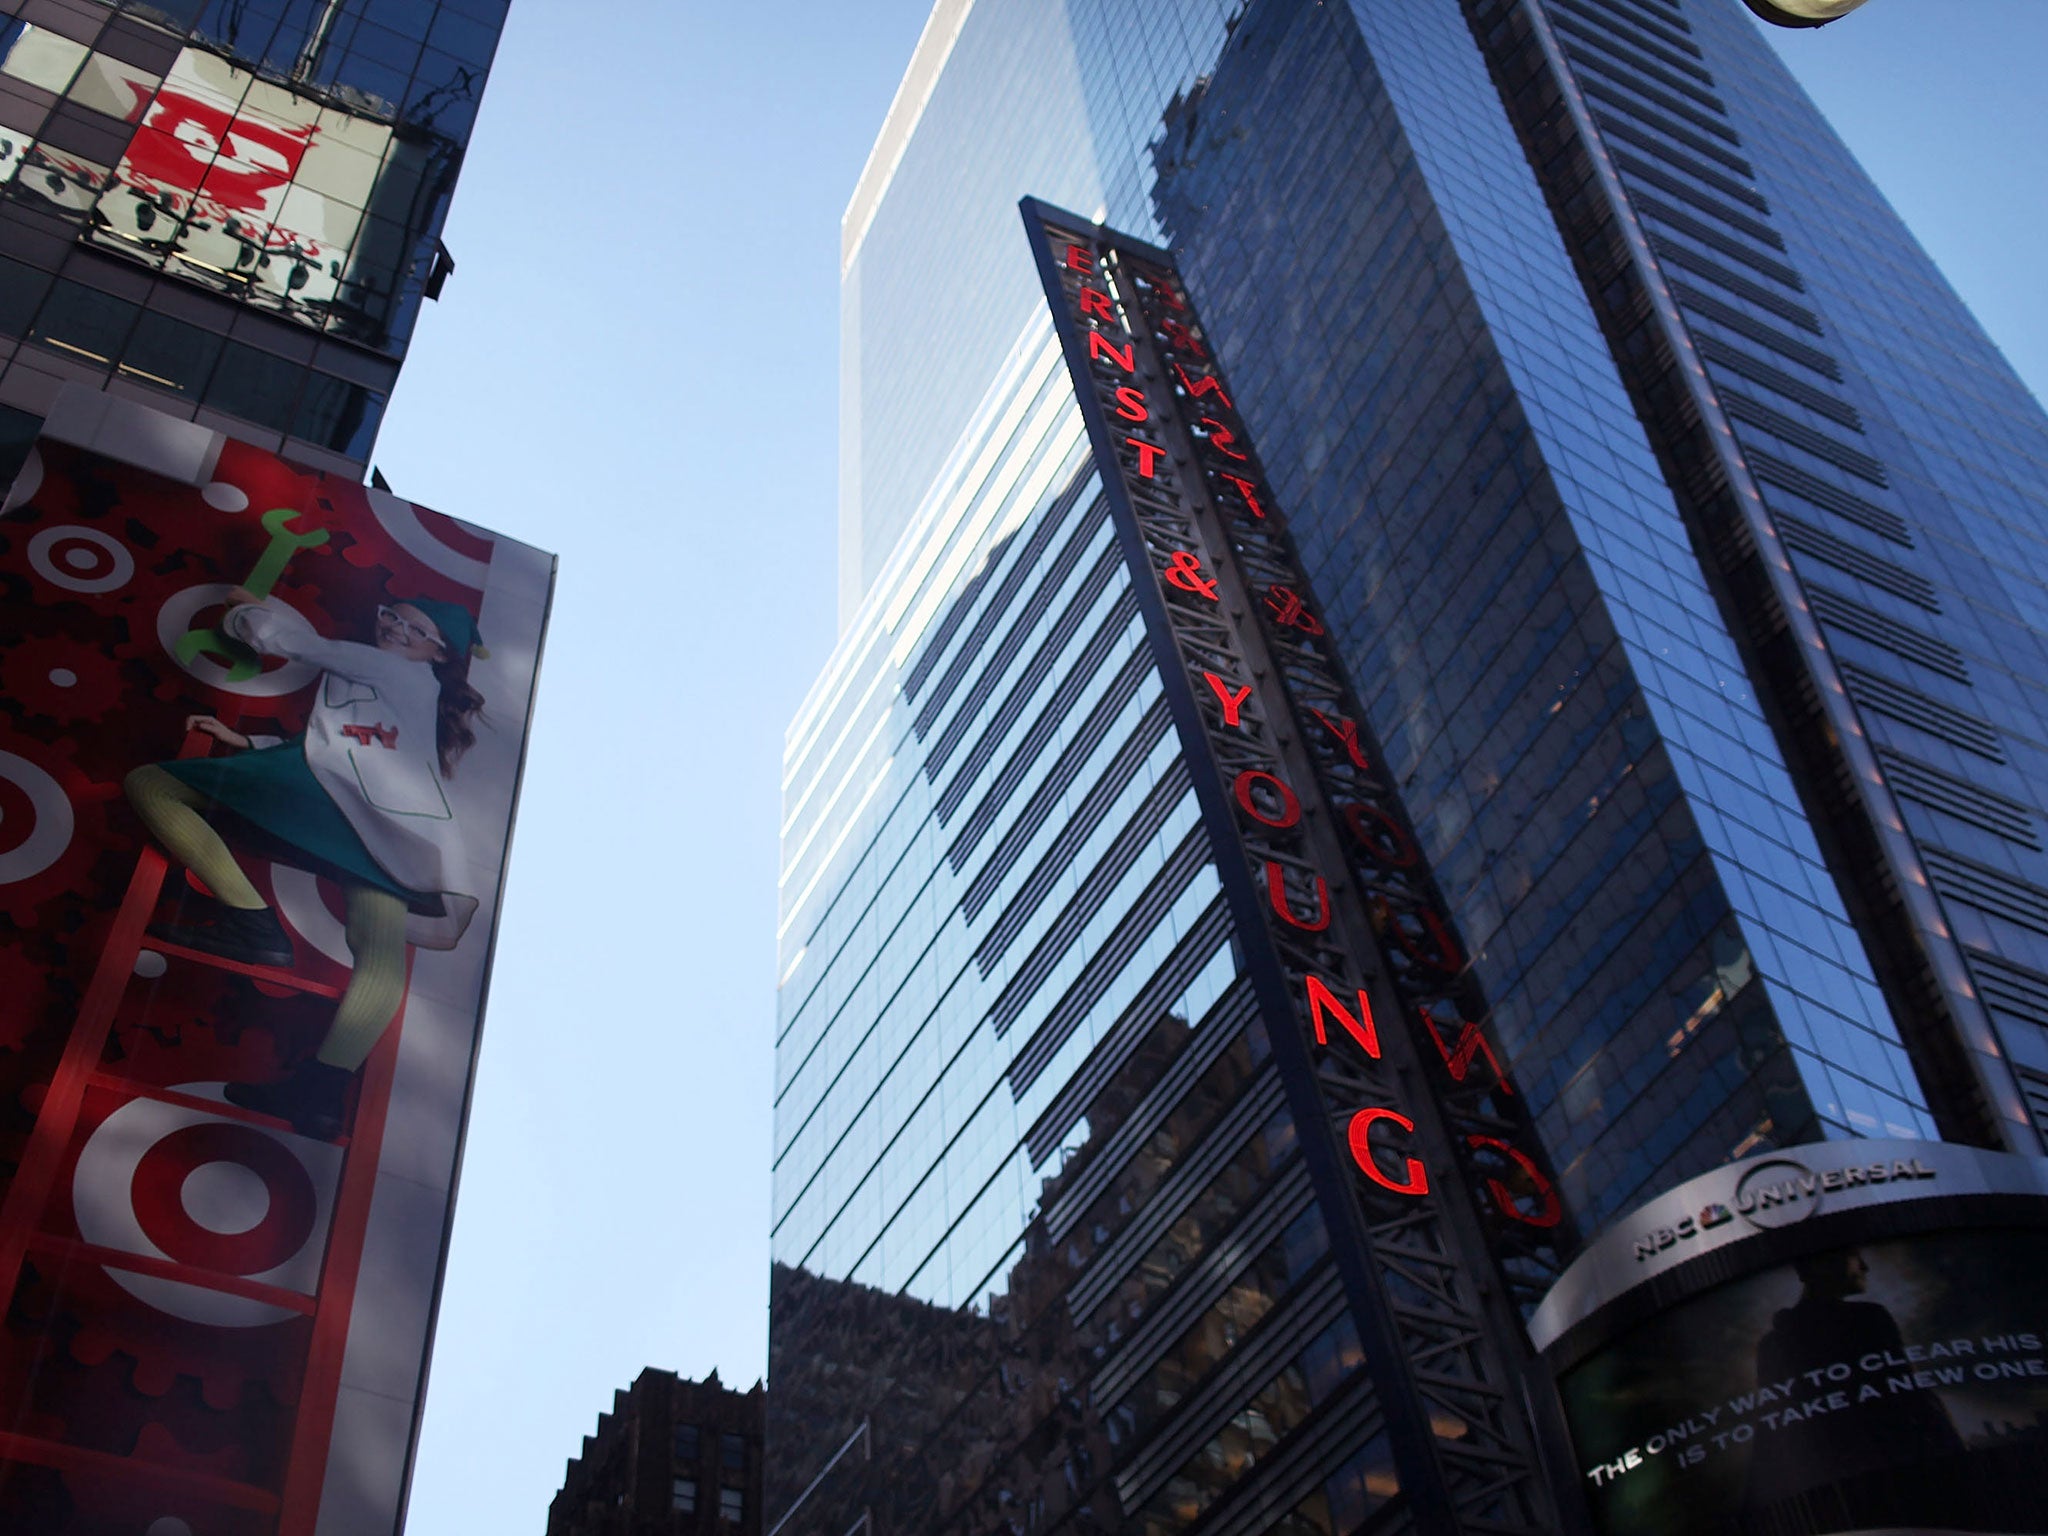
{"left": 367, "top": 3, "right": 2048, "bottom": 1531}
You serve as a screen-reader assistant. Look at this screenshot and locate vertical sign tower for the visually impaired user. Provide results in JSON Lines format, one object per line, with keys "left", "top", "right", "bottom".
{"left": 1024, "top": 199, "right": 1575, "bottom": 1535}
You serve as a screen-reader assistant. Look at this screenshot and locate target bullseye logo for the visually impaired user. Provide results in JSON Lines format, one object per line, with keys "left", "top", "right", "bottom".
{"left": 0, "top": 748, "right": 76, "bottom": 885}
{"left": 74, "top": 1088, "right": 339, "bottom": 1327}
{"left": 28, "top": 525, "right": 135, "bottom": 595}
{"left": 131, "top": 1123, "right": 317, "bottom": 1275}
{"left": 155, "top": 585, "right": 320, "bottom": 697}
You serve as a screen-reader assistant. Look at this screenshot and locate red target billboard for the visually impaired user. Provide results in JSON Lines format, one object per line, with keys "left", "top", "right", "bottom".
{"left": 0, "top": 391, "right": 552, "bottom": 1534}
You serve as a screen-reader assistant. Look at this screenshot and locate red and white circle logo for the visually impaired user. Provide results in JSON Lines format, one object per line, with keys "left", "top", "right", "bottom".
{"left": 73, "top": 1088, "right": 340, "bottom": 1327}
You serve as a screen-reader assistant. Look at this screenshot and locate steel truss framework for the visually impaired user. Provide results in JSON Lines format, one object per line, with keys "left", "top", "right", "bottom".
{"left": 1023, "top": 199, "right": 1577, "bottom": 1536}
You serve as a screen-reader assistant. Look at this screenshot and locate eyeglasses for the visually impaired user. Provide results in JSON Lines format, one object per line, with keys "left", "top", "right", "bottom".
{"left": 377, "top": 605, "right": 443, "bottom": 647}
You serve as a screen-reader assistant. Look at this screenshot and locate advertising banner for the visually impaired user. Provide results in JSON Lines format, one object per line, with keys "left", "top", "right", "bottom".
{"left": 0, "top": 393, "right": 552, "bottom": 1534}
{"left": 0, "top": 35, "right": 403, "bottom": 332}
{"left": 90, "top": 48, "right": 394, "bottom": 320}
{"left": 1561, "top": 1229, "right": 2048, "bottom": 1534}
{"left": 1536, "top": 1141, "right": 2048, "bottom": 1536}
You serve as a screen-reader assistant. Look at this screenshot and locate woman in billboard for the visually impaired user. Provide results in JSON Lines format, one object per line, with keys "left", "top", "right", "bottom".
{"left": 123, "top": 587, "right": 486, "bottom": 1138}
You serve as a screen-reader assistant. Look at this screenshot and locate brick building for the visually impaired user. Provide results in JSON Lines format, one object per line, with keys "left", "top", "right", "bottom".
{"left": 549, "top": 1368, "right": 764, "bottom": 1536}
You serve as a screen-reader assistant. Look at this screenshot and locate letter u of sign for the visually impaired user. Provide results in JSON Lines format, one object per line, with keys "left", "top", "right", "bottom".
{"left": 1266, "top": 861, "right": 1330, "bottom": 931}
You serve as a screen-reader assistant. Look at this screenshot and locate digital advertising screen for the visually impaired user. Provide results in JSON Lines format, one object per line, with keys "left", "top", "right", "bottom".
{"left": 1557, "top": 1218, "right": 2048, "bottom": 1535}
{"left": 0, "top": 395, "right": 552, "bottom": 1534}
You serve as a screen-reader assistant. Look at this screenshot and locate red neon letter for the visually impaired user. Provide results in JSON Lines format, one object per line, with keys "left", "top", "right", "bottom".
{"left": 1342, "top": 802, "right": 1418, "bottom": 867}
{"left": 1078, "top": 285, "right": 1113, "bottom": 320}
{"left": 1114, "top": 385, "right": 1149, "bottom": 422}
{"left": 1349, "top": 1108, "right": 1429, "bottom": 1197}
{"left": 1175, "top": 362, "right": 1232, "bottom": 410}
{"left": 1199, "top": 419, "right": 1248, "bottom": 461}
{"left": 1065, "top": 243, "right": 1094, "bottom": 273}
{"left": 1218, "top": 473, "right": 1267, "bottom": 520}
{"left": 1160, "top": 317, "right": 1204, "bottom": 357}
{"left": 1466, "top": 1135, "right": 1561, "bottom": 1228}
{"left": 1234, "top": 770, "right": 1301, "bottom": 829}
{"left": 1128, "top": 437, "right": 1166, "bottom": 478}
{"left": 1304, "top": 973, "right": 1380, "bottom": 1058}
{"left": 1426, "top": 1011, "right": 1511, "bottom": 1093}
{"left": 1381, "top": 900, "right": 1464, "bottom": 976}
{"left": 1163, "top": 551, "right": 1218, "bottom": 599}
{"left": 1088, "top": 330, "right": 1135, "bottom": 373}
{"left": 1266, "top": 862, "right": 1330, "bottom": 931}
{"left": 1202, "top": 672, "right": 1252, "bottom": 727}
{"left": 1310, "top": 709, "right": 1370, "bottom": 770}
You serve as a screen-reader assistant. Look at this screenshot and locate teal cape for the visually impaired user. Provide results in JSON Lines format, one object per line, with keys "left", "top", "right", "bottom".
{"left": 161, "top": 738, "right": 432, "bottom": 906}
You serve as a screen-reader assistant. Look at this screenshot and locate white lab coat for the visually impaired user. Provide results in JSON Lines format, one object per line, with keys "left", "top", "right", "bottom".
{"left": 225, "top": 599, "right": 478, "bottom": 950}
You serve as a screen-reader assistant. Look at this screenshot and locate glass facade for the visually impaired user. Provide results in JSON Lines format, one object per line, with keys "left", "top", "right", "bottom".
{"left": 1468, "top": 0, "right": 2048, "bottom": 1149}
{"left": 0, "top": 0, "right": 503, "bottom": 470}
{"left": 779, "top": 0, "right": 2048, "bottom": 1532}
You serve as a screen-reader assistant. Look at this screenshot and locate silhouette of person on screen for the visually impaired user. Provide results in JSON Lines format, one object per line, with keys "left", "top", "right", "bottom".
{"left": 1742, "top": 1248, "right": 1963, "bottom": 1519}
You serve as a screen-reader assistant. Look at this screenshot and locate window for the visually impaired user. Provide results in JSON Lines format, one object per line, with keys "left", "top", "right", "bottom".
{"left": 291, "top": 373, "right": 385, "bottom": 457}
{"left": 119, "top": 312, "right": 224, "bottom": 399}
{"left": 672, "top": 1477, "right": 696, "bottom": 1514}
{"left": 203, "top": 340, "right": 305, "bottom": 433}
{"left": 0, "top": 404, "right": 40, "bottom": 490}
{"left": 719, "top": 1487, "right": 744, "bottom": 1523}
{"left": 673, "top": 1423, "right": 700, "bottom": 1462}
{"left": 0, "top": 23, "right": 88, "bottom": 95}
{"left": 0, "top": 254, "right": 52, "bottom": 338}
{"left": 29, "top": 279, "right": 138, "bottom": 368}
{"left": 719, "top": 1432, "right": 745, "bottom": 1471}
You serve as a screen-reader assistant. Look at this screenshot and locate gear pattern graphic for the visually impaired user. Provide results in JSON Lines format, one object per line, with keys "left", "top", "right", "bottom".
{"left": 3, "top": 1251, "right": 304, "bottom": 1470}
{"left": 1, "top": 639, "right": 125, "bottom": 725}
{"left": 0, "top": 942, "right": 62, "bottom": 1055}
{"left": 207, "top": 440, "right": 493, "bottom": 617}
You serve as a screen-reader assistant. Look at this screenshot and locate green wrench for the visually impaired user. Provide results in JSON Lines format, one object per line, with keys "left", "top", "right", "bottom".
{"left": 173, "top": 506, "right": 331, "bottom": 681}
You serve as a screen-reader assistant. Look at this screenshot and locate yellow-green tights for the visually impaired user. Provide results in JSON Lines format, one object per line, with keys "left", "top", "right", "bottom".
{"left": 126, "top": 764, "right": 408, "bottom": 1071}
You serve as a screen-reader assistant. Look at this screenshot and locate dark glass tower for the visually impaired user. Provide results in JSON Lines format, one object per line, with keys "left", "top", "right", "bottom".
{"left": 775, "top": 1, "right": 2048, "bottom": 1532}
{"left": 0, "top": 0, "right": 504, "bottom": 479}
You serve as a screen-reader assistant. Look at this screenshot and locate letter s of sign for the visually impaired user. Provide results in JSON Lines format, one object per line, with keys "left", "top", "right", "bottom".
{"left": 1114, "top": 385, "right": 1149, "bottom": 422}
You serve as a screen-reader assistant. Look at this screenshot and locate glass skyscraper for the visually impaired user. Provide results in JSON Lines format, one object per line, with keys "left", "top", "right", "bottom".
{"left": 774, "top": 1, "right": 2048, "bottom": 1531}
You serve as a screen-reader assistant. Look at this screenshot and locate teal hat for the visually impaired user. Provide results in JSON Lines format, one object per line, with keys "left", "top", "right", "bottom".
{"left": 400, "top": 597, "right": 487, "bottom": 660}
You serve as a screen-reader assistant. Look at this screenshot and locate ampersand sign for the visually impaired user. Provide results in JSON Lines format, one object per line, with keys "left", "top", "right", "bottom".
{"left": 1163, "top": 550, "right": 1219, "bottom": 601}
{"left": 1265, "top": 586, "right": 1324, "bottom": 635}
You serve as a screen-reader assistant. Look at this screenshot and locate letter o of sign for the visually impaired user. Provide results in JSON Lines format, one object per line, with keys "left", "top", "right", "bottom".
{"left": 1346, "top": 1107, "right": 1429, "bottom": 1197}
{"left": 1342, "top": 802, "right": 1418, "bottom": 867}
{"left": 1234, "top": 769, "right": 1300, "bottom": 829}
